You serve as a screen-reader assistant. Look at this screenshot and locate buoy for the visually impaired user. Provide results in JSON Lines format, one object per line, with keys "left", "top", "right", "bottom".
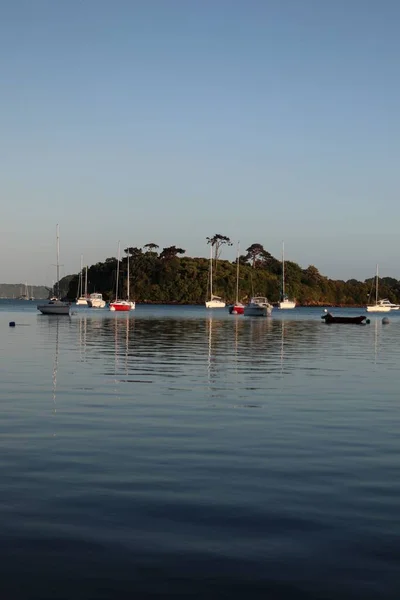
{"left": 382, "top": 317, "right": 389, "bottom": 325}
{"left": 9, "top": 321, "right": 16, "bottom": 327}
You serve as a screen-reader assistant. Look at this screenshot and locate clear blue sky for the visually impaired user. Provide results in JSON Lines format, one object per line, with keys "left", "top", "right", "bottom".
{"left": 1, "top": 0, "right": 399, "bottom": 285}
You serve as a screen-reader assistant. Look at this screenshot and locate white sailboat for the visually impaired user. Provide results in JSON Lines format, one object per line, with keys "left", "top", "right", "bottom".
{"left": 366, "top": 265, "right": 391, "bottom": 312}
{"left": 76, "top": 256, "right": 88, "bottom": 306}
{"left": 37, "top": 225, "right": 71, "bottom": 316}
{"left": 205, "top": 244, "right": 225, "bottom": 308}
{"left": 279, "top": 242, "right": 296, "bottom": 309}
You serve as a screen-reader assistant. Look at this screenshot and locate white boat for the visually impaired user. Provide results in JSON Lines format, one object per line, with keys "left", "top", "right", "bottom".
{"left": 87, "top": 292, "right": 106, "bottom": 309}
{"left": 205, "top": 244, "right": 225, "bottom": 308}
{"left": 76, "top": 256, "right": 88, "bottom": 306}
{"left": 366, "top": 265, "right": 391, "bottom": 313}
{"left": 374, "top": 299, "right": 400, "bottom": 310}
{"left": 279, "top": 242, "right": 296, "bottom": 309}
{"left": 37, "top": 225, "right": 71, "bottom": 316}
{"left": 244, "top": 296, "right": 273, "bottom": 317}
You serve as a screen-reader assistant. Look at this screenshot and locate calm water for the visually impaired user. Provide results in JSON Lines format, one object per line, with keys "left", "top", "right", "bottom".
{"left": 1, "top": 300, "right": 400, "bottom": 599}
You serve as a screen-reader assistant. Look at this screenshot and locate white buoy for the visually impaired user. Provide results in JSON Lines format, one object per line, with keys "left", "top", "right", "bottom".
{"left": 382, "top": 317, "right": 390, "bottom": 325}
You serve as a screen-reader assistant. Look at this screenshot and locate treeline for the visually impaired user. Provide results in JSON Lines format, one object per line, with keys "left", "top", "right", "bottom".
{"left": 61, "top": 237, "right": 400, "bottom": 306}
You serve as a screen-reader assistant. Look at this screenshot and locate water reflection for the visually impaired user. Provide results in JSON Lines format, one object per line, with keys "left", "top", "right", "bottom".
{"left": 71, "top": 314, "right": 328, "bottom": 392}
{"left": 52, "top": 318, "right": 59, "bottom": 417}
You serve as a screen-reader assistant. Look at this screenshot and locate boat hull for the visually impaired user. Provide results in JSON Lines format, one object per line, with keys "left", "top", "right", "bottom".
{"left": 229, "top": 303, "right": 244, "bottom": 315}
{"left": 109, "top": 301, "right": 131, "bottom": 312}
{"left": 206, "top": 299, "right": 226, "bottom": 308}
{"left": 322, "top": 313, "right": 367, "bottom": 324}
{"left": 279, "top": 299, "right": 296, "bottom": 309}
{"left": 366, "top": 305, "right": 391, "bottom": 313}
{"left": 37, "top": 302, "right": 70, "bottom": 315}
{"left": 76, "top": 297, "right": 88, "bottom": 306}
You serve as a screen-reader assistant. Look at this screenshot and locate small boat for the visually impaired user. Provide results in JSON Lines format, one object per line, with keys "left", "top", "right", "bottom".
{"left": 374, "top": 299, "right": 400, "bottom": 310}
{"left": 109, "top": 242, "right": 134, "bottom": 312}
{"left": 37, "top": 225, "right": 71, "bottom": 316}
{"left": 279, "top": 242, "right": 296, "bottom": 309}
{"left": 87, "top": 292, "right": 106, "bottom": 309}
{"left": 228, "top": 242, "right": 244, "bottom": 315}
{"left": 205, "top": 244, "right": 225, "bottom": 308}
{"left": 366, "top": 265, "right": 391, "bottom": 312}
{"left": 321, "top": 312, "right": 368, "bottom": 324}
{"left": 76, "top": 257, "right": 88, "bottom": 306}
{"left": 244, "top": 296, "right": 273, "bottom": 317}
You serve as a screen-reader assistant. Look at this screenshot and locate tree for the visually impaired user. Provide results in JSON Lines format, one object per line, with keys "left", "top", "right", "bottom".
{"left": 143, "top": 243, "right": 159, "bottom": 254}
{"left": 159, "top": 246, "right": 186, "bottom": 260}
{"left": 206, "top": 234, "right": 232, "bottom": 261}
{"left": 245, "top": 243, "right": 266, "bottom": 268}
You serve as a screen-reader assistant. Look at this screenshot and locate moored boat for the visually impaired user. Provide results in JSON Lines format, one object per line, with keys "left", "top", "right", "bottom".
{"left": 229, "top": 303, "right": 245, "bottom": 315}
{"left": 109, "top": 300, "right": 131, "bottom": 312}
{"left": 205, "top": 244, "right": 225, "bottom": 308}
{"left": 244, "top": 296, "right": 273, "bottom": 317}
{"left": 109, "top": 242, "right": 134, "bottom": 312}
{"left": 321, "top": 312, "right": 368, "bottom": 324}
{"left": 228, "top": 242, "right": 244, "bottom": 314}
{"left": 37, "top": 225, "right": 71, "bottom": 316}
{"left": 87, "top": 292, "right": 106, "bottom": 309}
{"left": 279, "top": 242, "right": 296, "bottom": 309}
{"left": 366, "top": 265, "right": 391, "bottom": 312}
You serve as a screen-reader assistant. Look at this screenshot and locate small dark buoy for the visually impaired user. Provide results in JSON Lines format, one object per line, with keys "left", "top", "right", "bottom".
{"left": 382, "top": 317, "right": 389, "bottom": 325}
{"left": 366, "top": 319, "right": 370, "bottom": 324}
{"left": 9, "top": 321, "right": 16, "bottom": 327}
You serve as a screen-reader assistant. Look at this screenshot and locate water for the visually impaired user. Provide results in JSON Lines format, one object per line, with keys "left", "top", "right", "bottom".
{"left": 1, "top": 301, "right": 400, "bottom": 599}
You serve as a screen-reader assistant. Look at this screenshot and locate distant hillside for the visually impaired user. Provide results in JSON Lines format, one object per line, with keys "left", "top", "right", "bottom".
{"left": 0, "top": 284, "right": 50, "bottom": 299}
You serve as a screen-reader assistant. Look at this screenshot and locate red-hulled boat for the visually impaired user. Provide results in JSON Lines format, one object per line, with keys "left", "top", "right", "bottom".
{"left": 109, "top": 300, "right": 131, "bottom": 312}
{"left": 229, "top": 243, "right": 245, "bottom": 315}
{"left": 228, "top": 303, "right": 244, "bottom": 315}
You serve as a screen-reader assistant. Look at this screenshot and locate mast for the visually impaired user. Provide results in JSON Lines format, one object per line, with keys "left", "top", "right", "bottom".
{"left": 56, "top": 224, "right": 60, "bottom": 298}
{"left": 127, "top": 249, "right": 130, "bottom": 301}
{"left": 115, "top": 242, "right": 120, "bottom": 301}
{"left": 78, "top": 255, "right": 83, "bottom": 298}
{"left": 282, "top": 241, "right": 285, "bottom": 299}
{"left": 84, "top": 265, "right": 88, "bottom": 297}
{"left": 376, "top": 264, "right": 379, "bottom": 304}
{"left": 209, "top": 243, "right": 213, "bottom": 298}
{"left": 235, "top": 242, "right": 240, "bottom": 304}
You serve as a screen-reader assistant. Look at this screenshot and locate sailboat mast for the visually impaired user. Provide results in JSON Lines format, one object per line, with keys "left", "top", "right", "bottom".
{"left": 116, "top": 242, "right": 120, "bottom": 301}
{"left": 376, "top": 264, "right": 379, "bottom": 304}
{"left": 56, "top": 224, "right": 60, "bottom": 298}
{"left": 210, "top": 243, "right": 213, "bottom": 298}
{"left": 84, "top": 265, "right": 88, "bottom": 297}
{"left": 78, "top": 255, "right": 83, "bottom": 297}
{"left": 235, "top": 242, "right": 240, "bottom": 304}
{"left": 282, "top": 241, "right": 285, "bottom": 298}
{"left": 127, "top": 250, "right": 130, "bottom": 300}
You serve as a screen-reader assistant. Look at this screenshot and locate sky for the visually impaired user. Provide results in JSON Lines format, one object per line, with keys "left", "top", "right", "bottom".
{"left": 1, "top": 0, "right": 399, "bottom": 285}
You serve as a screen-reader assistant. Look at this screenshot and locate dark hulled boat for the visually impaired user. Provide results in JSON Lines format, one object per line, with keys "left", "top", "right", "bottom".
{"left": 321, "top": 312, "right": 368, "bottom": 324}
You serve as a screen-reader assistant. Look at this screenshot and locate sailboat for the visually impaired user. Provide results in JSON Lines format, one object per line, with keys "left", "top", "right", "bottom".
{"left": 109, "top": 243, "right": 133, "bottom": 311}
{"left": 205, "top": 244, "right": 225, "bottom": 308}
{"left": 228, "top": 242, "right": 244, "bottom": 314}
{"left": 366, "top": 265, "right": 391, "bottom": 312}
{"left": 37, "top": 225, "right": 71, "bottom": 315}
{"left": 76, "top": 256, "right": 88, "bottom": 306}
{"left": 279, "top": 242, "right": 296, "bottom": 309}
